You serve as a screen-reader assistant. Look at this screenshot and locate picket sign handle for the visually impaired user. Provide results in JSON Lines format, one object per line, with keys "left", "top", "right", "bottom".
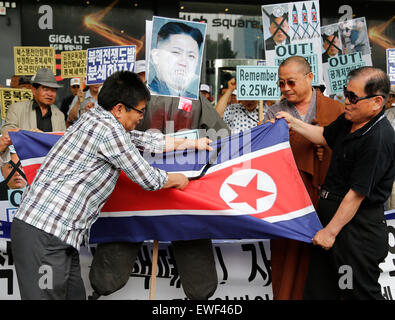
{"left": 149, "top": 240, "right": 159, "bottom": 300}
{"left": 259, "top": 100, "right": 264, "bottom": 123}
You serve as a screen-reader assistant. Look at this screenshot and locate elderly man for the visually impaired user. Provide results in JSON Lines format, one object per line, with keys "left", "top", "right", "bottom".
{"left": 216, "top": 78, "right": 266, "bottom": 134}
{"left": 11, "top": 71, "right": 212, "bottom": 300}
{"left": 264, "top": 56, "right": 344, "bottom": 300}
{"left": 277, "top": 66, "right": 394, "bottom": 299}
{"left": 1, "top": 68, "right": 66, "bottom": 134}
{"left": 149, "top": 21, "right": 203, "bottom": 99}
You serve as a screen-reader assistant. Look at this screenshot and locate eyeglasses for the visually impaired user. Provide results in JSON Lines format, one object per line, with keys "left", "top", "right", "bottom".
{"left": 278, "top": 72, "right": 311, "bottom": 88}
{"left": 120, "top": 102, "right": 145, "bottom": 115}
{"left": 71, "top": 85, "right": 80, "bottom": 89}
{"left": 343, "top": 87, "right": 383, "bottom": 104}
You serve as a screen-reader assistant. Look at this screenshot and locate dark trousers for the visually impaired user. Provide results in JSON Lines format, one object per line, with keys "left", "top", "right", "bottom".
{"left": 90, "top": 239, "right": 218, "bottom": 300}
{"left": 304, "top": 199, "right": 388, "bottom": 300}
{"left": 11, "top": 218, "right": 86, "bottom": 300}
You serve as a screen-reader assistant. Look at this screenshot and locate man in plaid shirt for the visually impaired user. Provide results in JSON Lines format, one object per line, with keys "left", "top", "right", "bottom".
{"left": 10, "top": 71, "right": 212, "bottom": 300}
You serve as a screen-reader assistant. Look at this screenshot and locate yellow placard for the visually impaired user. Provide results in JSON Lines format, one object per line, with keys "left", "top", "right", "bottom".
{"left": 13, "top": 46, "right": 56, "bottom": 76}
{"left": 61, "top": 50, "right": 87, "bottom": 78}
{"left": 0, "top": 88, "right": 33, "bottom": 120}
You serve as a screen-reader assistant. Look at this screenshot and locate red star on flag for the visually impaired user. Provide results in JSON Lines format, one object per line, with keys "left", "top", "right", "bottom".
{"left": 228, "top": 174, "right": 274, "bottom": 211}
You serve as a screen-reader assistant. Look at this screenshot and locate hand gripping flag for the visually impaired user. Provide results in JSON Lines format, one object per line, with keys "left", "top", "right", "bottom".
{"left": 10, "top": 119, "right": 322, "bottom": 243}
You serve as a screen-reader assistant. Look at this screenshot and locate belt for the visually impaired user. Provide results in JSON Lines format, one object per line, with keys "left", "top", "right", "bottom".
{"left": 320, "top": 189, "right": 344, "bottom": 202}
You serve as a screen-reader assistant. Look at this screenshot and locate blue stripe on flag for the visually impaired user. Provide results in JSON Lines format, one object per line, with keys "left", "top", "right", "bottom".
{"left": 89, "top": 210, "right": 320, "bottom": 244}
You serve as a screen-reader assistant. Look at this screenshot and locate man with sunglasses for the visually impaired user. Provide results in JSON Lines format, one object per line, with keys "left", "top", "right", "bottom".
{"left": 277, "top": 66, "right": 394, "bottom": 299}
{"left": 263, "top": 56, "right": 344, "bottom": 300}
{"left": 10, "top": 71, "right": 212, "bottom": 300}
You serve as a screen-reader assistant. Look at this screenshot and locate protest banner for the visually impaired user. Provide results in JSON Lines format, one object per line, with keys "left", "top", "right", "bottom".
{"left": 13, "top": 46, "right": 56, "bottom": 76}
{"left": 147, "top": 16, "right": 207, "bottom": 100}
{"left": 262, "top": 1, "right": 322, "bottom": 86}
{"left": 0, "top": 88, "right": 33, "bottom": 120}
{"left": 322, "top": 17, "right": 373, "bottom": 96}
{"left": 328, "top": 52, "right": 366, "bottom": 94}
{"left": 61, "top": 50, "right": 87, "bottom": 78}
{"left": 387, "top": 48, "right": 395, "bottom": 86}
{"left": 274, "top": 42, "right": 319, "bottom": 84}
{"left": 86, "top": 45, "right": 136, "bottom": 85}
{"left": 236, "top": 66, "right": 281, "bottom": 101}
{"left": 0, "top": 217, "right": 394, "bottom": 300}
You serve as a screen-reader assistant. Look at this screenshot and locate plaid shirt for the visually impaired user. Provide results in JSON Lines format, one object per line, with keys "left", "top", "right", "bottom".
{"left": 15, "top": 105, "right": 168, "bottom": 250}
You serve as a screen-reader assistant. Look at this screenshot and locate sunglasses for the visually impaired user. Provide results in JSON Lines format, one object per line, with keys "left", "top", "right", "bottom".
{"left": 71, "top": 85, "right": 80, "bottom": 89}
{"left": 120, "top": 102, "right": 145, "bottom": 115}
{"left": 278, "top": 72, "right": 311, "bottom": 88}
{"left": 343, "top": 87, "right": 383, "bottom": 104}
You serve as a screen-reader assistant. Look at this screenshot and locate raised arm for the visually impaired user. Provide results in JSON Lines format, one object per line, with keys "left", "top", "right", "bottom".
{"left": 215, "top": 78, "right": 236, "bottom": 118}
{"left": 67, "top": 89, "right": 84, "bottom": 123}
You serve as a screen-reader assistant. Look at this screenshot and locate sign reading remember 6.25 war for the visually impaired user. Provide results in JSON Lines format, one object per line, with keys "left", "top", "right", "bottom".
{"left": 236, "top": 66, "right": 281, "bottom": 100}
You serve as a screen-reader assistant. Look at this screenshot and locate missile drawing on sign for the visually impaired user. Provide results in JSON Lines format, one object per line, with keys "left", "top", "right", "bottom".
{"left": 310, "top": 2, "right": 320, "bottom": 38}
{"left": 301, "top": 3, "right": 310, "bottom": 39}
{"left": 291, "top": 4, "right": 302, "bottom": 40}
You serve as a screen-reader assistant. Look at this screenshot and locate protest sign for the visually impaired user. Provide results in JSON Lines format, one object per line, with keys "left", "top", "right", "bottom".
{"left": 328, "top": 52, "right": 366, "bottom": 94}
{"left": 236, "top": 66, "right": 281, "bottom": 100}
{"left": 322, "top": 17, "right": 373, "bottom": 96}
{"left": 274, "top": 42, "right": 319, "bottom": 84}
{"left": 387, "top": 48, "right": 395, "bottom": 86}
{"left": 61, "top": 50, "right": 87, "bottom": 78}
{"left": 13, "top": 46, "right": 56, "bottom": 76}
{"left": 0, "top": 216, "right": 395, "bottom": 300}
{"left": 147, "top": 16, "right": 207, "bottom": 100}
{"left": 0, "top": 88, "right": 33, "bottom": 120}
{"left": 86, "top": 45, "right": 136, "bottom": 85}
{"left": 262, "top": 1, "right": 322, "bottom": 86}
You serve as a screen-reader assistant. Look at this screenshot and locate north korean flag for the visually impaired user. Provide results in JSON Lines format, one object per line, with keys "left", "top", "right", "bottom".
{"left": 10, "top": 119, "right": 322, "bottom": 243}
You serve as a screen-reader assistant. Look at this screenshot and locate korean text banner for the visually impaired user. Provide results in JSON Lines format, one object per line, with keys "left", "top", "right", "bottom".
{"left": 321, "top": 18, "right": 373, "bottom": 95}
{"left": 10, "top": 120, "right": 322, "bottom": 243}
{"left": 262, "top": 1, "right": 322, "bottom": 86}
{"left": 86, "top": 45, "right": 136, "bottom": 84}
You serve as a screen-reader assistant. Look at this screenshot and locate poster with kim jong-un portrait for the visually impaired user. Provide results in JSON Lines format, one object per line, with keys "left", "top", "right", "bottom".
{"left": 147, "top": 16, "right": 207, "bottom": 100}
{"left": 262, "top": 1, "right": 323, "bottom": 86}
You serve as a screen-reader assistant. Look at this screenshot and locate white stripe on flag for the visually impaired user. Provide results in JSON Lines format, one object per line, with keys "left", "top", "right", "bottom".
{"left": 99, "top": 204, "right": 315, "bottom": 223}
{"left": 21, "top": 156, "right": 46, "bottom": 167}
{"left": 261, "top": 205, "right": 315, "bottom": 223}
{"left": 174, "top": 141, "right": 291, "bottom": 177}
